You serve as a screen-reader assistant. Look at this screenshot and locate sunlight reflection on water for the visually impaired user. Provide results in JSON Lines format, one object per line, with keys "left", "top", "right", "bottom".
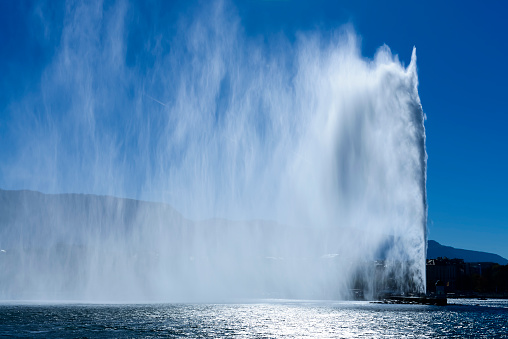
{"left": 0, "top": 300, "right": 507, "bottom": 338}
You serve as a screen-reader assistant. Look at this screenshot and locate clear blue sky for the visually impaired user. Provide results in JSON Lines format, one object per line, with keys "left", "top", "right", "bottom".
{"left": 1, "top": 0, "right": 507, "bottom": 258}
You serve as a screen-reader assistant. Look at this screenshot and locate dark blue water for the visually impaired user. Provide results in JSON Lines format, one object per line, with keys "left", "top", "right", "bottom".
{"left": 1, "top": 299, "right": 507, "bottom": 338}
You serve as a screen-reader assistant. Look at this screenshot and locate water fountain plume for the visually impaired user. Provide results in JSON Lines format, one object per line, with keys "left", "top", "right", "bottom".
{"left": 0, "top": 0, "right": 427, "bottom": 302}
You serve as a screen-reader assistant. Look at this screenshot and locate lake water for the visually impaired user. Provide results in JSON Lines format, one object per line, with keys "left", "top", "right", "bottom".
{"left": 1, "top": 299, "right": 507, "bottom": 337}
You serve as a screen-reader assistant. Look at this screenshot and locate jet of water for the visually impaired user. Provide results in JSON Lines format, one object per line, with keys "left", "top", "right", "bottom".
{"left": 0, "top": 1, "right": 426, "bottom": 302}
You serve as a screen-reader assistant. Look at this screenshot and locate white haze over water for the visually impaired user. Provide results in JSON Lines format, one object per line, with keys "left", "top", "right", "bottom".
{"left": 0, "top": 1, "right": 427, "bottom": 302}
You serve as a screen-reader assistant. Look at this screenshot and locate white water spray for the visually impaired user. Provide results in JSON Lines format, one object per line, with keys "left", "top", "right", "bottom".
{"left": 0, "top": 1, "right": 426, "bottom": 301}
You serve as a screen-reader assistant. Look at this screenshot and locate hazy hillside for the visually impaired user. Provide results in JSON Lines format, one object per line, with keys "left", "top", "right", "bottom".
{"left": 0, "top": 189, "right": 345, "bottom": 300}
{"left": 0, "top": 189, "right": 188, "bottom": 249}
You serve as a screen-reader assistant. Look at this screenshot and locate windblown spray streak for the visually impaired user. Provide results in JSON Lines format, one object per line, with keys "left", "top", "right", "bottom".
{"left": 0, "top": 1, "right": 427, "bottom": 301}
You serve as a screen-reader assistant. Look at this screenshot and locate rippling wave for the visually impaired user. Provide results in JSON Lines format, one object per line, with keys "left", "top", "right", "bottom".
{"left": 1, "top": 300, "right": 506, "bottom": 338}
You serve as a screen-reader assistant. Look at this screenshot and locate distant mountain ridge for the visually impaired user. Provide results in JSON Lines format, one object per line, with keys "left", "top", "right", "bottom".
{"left": 427, "top": 240, "right": 508, "bottom": 265}
{"left": 2, "top": 189, "right": 506, "bottom": 265}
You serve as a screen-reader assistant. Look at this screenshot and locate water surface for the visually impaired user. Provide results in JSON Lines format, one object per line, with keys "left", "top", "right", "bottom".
{"left": 1, "top": 299, "right": 506, "bottom": 338}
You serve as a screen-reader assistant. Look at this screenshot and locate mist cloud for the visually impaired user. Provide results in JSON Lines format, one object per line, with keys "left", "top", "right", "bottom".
{"left": 0, "top": 0, "right": 427, "bottom": 301}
